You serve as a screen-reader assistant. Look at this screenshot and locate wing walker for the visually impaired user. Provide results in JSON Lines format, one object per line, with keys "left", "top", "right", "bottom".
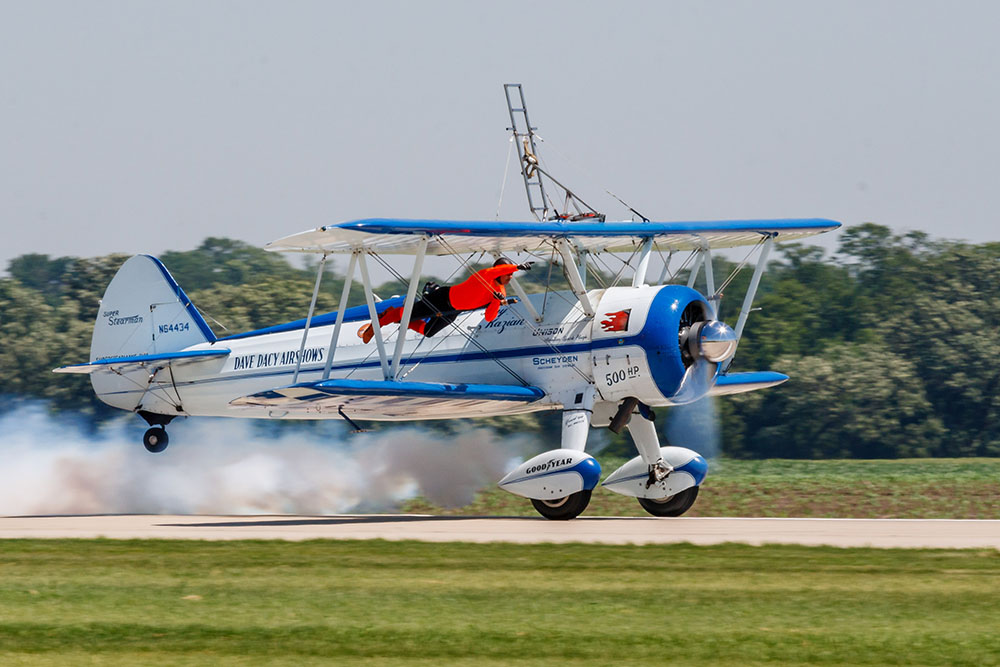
{"left": 56, "top": 85, "right": 840, "bottom": 519}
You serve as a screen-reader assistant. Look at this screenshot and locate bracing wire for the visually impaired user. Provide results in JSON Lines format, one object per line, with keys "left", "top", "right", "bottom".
{"left": 495, "top": 135, "right": 515, "bottom": 220}
{"left": 585, "top": 254, "right": 608, "bottom": 289}
{"left": 589, "top": 244, "right": 641, "bottom": 288}
{"left": 107, "top": 365, "right": 181, "bottom": 412}
{"left": 668, "top": 249, "right": 697, "bottom": 284}
{"left": 716, "top": 237, "right": 768, "bottom": 296}
{"left": 532, "top": 132, "right": 648, "bottom": 222}
{"left": 196, "top": 306, "right": 230, "bottom": 333}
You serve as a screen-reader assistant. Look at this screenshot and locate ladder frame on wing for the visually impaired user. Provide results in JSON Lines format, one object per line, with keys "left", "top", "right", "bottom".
{"left": 503, "top": 83, "right": 605, "bottom": 224}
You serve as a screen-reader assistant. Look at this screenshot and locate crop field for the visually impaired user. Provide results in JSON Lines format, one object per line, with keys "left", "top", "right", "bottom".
{"left": 0, "top": 539, "right": 997, "bottom": 665}
{"left": 403, "top": 457, "right": 1000, "bottom": 519}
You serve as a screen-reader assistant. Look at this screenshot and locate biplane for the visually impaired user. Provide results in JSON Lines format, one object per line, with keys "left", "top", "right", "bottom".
{"left": 55, "top": 85, "right": 840, "bottom": 519}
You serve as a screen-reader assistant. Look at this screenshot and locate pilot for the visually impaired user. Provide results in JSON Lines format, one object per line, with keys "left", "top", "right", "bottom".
{"left": 359, "top": 257, "right": 532, "bottom": 342}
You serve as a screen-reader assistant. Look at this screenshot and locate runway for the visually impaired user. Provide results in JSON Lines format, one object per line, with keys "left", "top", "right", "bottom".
{"left": 2, "top": 515, "right": 999, "bottom": 548}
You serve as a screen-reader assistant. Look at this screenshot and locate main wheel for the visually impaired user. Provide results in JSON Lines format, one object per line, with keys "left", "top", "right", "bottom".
{"left": 638, "top": 485, "right": 699, "bottom": 517}
{"left": 530, "top": 489, "right": 592, "bottom": 521}
{"left": 143, "top": 427, "right": 169, "bottom": 453}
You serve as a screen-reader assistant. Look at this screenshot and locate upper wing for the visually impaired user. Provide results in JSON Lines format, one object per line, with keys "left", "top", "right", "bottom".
{"left": 266, "top": 218, "right": 841, "bottom": 255}
{"left": 53, "top": 349, "right": 231, "bottom": 375}
{"left": 230, "top": 378, "right": 546, "bottom": 418}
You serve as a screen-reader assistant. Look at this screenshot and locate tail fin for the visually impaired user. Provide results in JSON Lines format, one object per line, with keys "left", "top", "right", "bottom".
{"left": 90, "top": 255, "right": 216, "bottom": 362}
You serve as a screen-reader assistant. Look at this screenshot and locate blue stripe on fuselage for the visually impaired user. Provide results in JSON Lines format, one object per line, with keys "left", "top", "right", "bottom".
{"left": 98, "top": 335, "right": 639, "bottom": 397}
{"left": 158, "top": 337, "right": 627, "bottom": 390}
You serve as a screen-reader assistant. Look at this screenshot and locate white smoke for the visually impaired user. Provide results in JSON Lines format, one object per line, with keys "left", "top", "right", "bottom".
{"left": 0, "top": 405, "right": 529, "bottom": 516}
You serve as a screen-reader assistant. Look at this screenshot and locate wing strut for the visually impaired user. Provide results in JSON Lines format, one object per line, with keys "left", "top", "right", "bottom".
{"left": 703, "top": 247, "right": 717, "bottom": 311}
{"left": 655, "top": 248, "right": 674, "bottom": 285}
{"left": 725, "top": 235, "right": 775, "bottom": 371}
{"left": 293, "top": 253, "right": 327, "bottom": 384}
{"left": 686, "top": 250, "right": 705, "bottom": 289}
{"left": 358, "top": 251, "right": 392, "bottom": 379}
{"left": 557, "top": 239, "right": 595, "bottom": 317}
{"left": 631, "top": 238, "right": 654, "bottom": 287}
{"left": 390, "top": 236, "right": 429, "bottom": 379}
{"left": 679, "top": 246, "right": 718, "bottom": 310}
{"left": 321, "top": 251, "right": 358, "bottom": 380}
{"left": 732, "top": 236, "right": 774, "bottom": 341}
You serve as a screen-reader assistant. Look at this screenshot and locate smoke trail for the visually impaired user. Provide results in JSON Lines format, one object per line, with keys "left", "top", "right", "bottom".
{"left": 0, "top": 405, "right": 530, "bottom": 515}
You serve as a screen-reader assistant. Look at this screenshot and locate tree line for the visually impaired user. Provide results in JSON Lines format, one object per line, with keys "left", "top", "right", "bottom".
{"left": 1, "top": 224, "right": 997, "bottom": 458}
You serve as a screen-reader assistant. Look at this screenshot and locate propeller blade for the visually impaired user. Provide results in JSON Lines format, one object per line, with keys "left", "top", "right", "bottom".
{"left": 672, "top": 357, "right": 718, "bottom": 405}
{"left": 666, "top": 394, "right": 720, "bottom": 459}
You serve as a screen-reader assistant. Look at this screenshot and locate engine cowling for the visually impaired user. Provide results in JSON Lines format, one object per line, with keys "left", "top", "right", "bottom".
{"left": 591, "top": 285, "right": 737, "bottom": 407}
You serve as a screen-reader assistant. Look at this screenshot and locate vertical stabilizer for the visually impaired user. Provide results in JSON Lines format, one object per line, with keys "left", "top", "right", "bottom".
{"left": 90, "top": 255, "right": 216, "bottom": 362}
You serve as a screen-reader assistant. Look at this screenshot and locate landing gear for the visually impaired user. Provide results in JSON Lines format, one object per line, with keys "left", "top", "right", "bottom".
{"left": 531, "top": 490, "right": 592, "bottom": 521}
{"left": 137, "top": 411, "right": 174, "bottom": 453}
{"left": 645, "top": 460, "right": 674, "bottom": 488}
{"left": 143, "top": 427, "right": 169, "bottom": 453}
{"left": 637, "top": 485, "right": 699, "bottom": 517}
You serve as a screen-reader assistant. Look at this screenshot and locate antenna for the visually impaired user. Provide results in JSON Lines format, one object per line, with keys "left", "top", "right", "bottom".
{"left": 503, "top": 84, "right": 605, "bottom": 223}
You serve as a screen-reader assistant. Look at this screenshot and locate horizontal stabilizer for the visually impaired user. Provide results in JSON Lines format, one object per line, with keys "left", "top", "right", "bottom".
{"left": 708, "top": 371, "right": 788, "bottom": 396}
{"left": 53, "top": 349, "right": 231, "bottom": 375}
{"left": 231, "top": 378, "right": 545, "bottom": 418}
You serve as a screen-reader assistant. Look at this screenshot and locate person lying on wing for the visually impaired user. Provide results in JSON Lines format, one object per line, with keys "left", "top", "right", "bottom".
{"left": 359, "top": 258, "right": 533, "bottom": 343}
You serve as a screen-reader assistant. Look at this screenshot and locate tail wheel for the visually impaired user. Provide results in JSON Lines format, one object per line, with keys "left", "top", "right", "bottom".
{"left": 143, "top": 427, "right": 169, "bottom": 453}
{"left": 638, "top": 485, "right": 699, "bottom": 517}
{"left": 530, "top": 490, "right": 592, "bottom": 521}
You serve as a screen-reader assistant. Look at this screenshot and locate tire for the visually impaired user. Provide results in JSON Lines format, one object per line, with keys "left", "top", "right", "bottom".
{"left": 143, "top": 427, "right": 169, "bottom": 453}
{"left": 637, "top": 485, "right": 699, "bottom": 517}
{"left": 530, "top": 489, "right": 592, "bottom": 521}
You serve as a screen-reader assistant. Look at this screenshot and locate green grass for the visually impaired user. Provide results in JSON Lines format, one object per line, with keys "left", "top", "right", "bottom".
{"left": 403, "top": 457, "right": 1000, "bottom": 519}
{"left": 0, "top": 539, "right": 998, "bottom": 665}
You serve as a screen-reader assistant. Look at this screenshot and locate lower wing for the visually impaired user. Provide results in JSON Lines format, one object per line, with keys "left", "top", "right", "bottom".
{"left": 230, "top": 378, "right": 546, "bottom": 418}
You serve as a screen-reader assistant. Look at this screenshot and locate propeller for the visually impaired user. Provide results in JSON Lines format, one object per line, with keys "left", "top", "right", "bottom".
{"left": 667, "top": 307, "right": 738, "bottom": 458}
{"left": 673, "top": 318, "right": 737, "bottom": 404}
{"left": 666, "top": 394, "right": 721, "bottom": 459}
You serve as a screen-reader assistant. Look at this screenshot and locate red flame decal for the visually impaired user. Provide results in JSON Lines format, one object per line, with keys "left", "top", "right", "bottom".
{"left": 600, "top": 309, "right": 631, "bottom": 332}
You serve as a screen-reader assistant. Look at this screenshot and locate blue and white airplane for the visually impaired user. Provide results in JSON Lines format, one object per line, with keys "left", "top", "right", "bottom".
{"left": 55, "top": 86, "right": 840, "bottom": 519}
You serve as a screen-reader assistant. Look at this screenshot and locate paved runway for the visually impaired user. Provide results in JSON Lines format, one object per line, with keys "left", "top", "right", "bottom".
{"left": 2, "top": 515, "right": 999, "bottom": 548}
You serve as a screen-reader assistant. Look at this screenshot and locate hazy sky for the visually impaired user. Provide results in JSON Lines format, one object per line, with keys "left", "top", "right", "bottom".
{"left": 2, "top": 0, "right": 998, "bottom": 275}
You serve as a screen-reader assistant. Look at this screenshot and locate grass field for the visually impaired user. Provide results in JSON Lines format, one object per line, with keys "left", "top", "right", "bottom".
{"left": 403, "top": 457, "right": 1000, "bottom": 519}
{"left": 0, "top": 539, "right": 997, "bottom": 665}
